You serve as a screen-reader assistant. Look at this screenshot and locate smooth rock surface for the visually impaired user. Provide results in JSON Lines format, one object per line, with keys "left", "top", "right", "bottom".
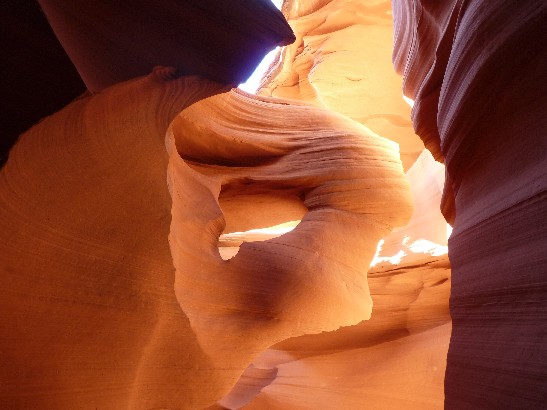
{"left": 38, "top": 0, "right": 295, "bottom": 92}
{"left": 168, "top": 88, "right": 413, "bottom": 371}
{"left": 393, "top": 0, "right": 547, "bottom": 407}
{"left": 222, "top": 255, "right": 452, "bottom": 409}
{"left": 0, "top": 70, "right": 245, "bottom": 409}
{"left": 259, "top": 0, "right": 424, "bottom": 170}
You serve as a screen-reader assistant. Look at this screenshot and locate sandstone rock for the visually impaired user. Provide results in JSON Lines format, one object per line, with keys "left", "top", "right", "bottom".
{"left": 167, "top": 88, "right": 413, "bottom": 372}
{"left": 220, "top": 255, "right": 451, "bottom": 409}
{"left": 201, "top": 1, "right": 455, "bottom": 407}
{"left": 37, "top": 0, "right": 295, "bottom": 92}
{"left": 0, "top": 69, "right": 242, "bottom": 409}
{"left": 2, "top": 0, "right": 506, "bottom": 407}
{"left": 244, "top": 323, "right": 451, "bottom": 410}
{"left": 393, "top": 0, "right": 547, "bottom": 407}
{"left": 259, "top": 0, "right": 425, "bottom": 170}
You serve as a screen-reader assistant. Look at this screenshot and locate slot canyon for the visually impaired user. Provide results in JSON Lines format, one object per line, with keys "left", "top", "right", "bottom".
{"left": 0, "top": 1, "right": 545, "bottom": 409}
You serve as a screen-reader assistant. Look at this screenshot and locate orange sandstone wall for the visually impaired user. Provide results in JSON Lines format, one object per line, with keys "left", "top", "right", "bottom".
{"left": 215, "top": 1, "right": 455, "bottom": 408}
{"left": 0, "top": 0, "right": 465, "bottom": 408}
{"left": 259, "top": 0, "right": 425, "bottom": 171}
{"left": 0, "top": 71, "right": 241, "bottom": 409}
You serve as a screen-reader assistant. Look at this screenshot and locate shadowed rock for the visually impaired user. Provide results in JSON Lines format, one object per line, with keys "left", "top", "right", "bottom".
{"left": 393, "top": 0, "right": 547, "bottom": 407}
{"left": 167, "top": 89, "right": 412, "bottom": 373}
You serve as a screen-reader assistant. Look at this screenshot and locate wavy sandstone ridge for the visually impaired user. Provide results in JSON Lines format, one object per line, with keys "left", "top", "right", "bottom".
{"left": 219, "top": 255, "right": 451, "bottom": 409}
{"left": 259, "top": 0, "right": 424, "bottom": 170}
{"left": 0, "top": 70, "right": 260, "bottom": 409}
{"left": 167, "top": 89, "right": 412, "bottom": 370}
{"left": 393, "top": 0, "right": 547, "bottom": 407}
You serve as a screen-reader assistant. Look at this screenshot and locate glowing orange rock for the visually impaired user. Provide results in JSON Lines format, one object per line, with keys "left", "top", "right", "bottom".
{"left": 167, "top": 89, "right": 413, "bottom": 368}
{"left": 259, "top": 0, "right": 425, "bottom": 170}
{"left": 0, "top": 69, "right": 245, "bottom": 409}
{"left": 220, "top": 255, "right": 452, "bottom": 409}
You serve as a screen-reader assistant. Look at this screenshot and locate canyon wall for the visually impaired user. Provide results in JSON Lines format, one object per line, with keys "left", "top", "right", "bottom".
{"left": 1, "top": 1, "right": 427, "bottom": 407}
{"left": 0, "top": 2, "right": 296, "bottom": 407}
{"left": 167, "top": 88, "right": 412, "bottom": 386}
{"left": 0, "top": 70, "right": 243, "bottom": 409}
{"left": 5, "top": 0, "right": 541, "bottom": 408}
{"left": 392, "top": 0, "right": 547, "bottom": 408}
{"left": 214, "top": 1, "right": 455, "bottom": 407}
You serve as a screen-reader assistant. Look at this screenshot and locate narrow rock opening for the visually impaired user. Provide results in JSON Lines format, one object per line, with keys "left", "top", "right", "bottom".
{"left": 218, "top": 220, "right": 300, "bottom": 260}
{"left": 238, "top": 48, "right": 282, "bottom": 94}
{"left": 238, "top": 1, "right": 284, "bottom": 93}
{"left": 217, "top": 185, "right": 308, "bottom": 261}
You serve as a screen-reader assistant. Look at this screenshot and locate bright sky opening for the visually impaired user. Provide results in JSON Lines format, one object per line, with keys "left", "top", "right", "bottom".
{"left": 238, "top": 0, "right": 284, "bottom": 93}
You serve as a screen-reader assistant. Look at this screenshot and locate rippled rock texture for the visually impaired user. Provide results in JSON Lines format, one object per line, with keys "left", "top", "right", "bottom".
{"left": 393, "top": 0, "right": 547, "bottom": 408}
{"left": 2, "top": 0, "right": 294, "bottom": 166}
{"left": 167, "top": 89, "right": 411, "bottom": 373}
{"left": 0, "top": 70, "right": 246, "bottom": 409}
{"left": 0, "top": 0, "right": 463, "bottom": 408}
{"left": 259, "top": 0, "right": 424, "bottom": 170}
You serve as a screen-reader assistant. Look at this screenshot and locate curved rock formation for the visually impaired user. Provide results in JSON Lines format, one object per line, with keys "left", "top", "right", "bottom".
{"left": 259, "top": 0, "right": 425, "bottom": 170}
{"left": 203, "top": 1, "right": 456, "bottom": 406}
{"left": 3, "top": 1, "right": 295, "bottom": 169}
{"left": 167, "top": 88, "right": 413, "bottom": 370}
{"left": 375, "top": 148, "right": 449, "bottom": 266}
{"left": 37, "top": 0, "right": 295, "bottom": 92}
{"left": 212, "top": 152, "right": 452, "bottom": 408}
{"left": 8, "top": 0, "right": 529, "bottom": 407}
{"left": 393, "top": 0, "right": 547, "bottom": 407}
{"left": 220, "top": 255, "right": 451, "bottom": 409}
{"left": 0, "top": 69, "right": 244, "bottom": 409}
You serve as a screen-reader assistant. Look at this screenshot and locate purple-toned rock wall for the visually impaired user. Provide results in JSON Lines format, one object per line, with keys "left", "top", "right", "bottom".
{"left": 392, "top": 0, "right": 547, "bottom": 407}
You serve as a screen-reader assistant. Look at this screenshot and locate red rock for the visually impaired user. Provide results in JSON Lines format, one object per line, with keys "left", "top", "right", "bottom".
{"left": 37, "top": 0, "right": 295, "bottom": 92}
{"left": 393, "top": 0, "right": 547, "bottom": 407}
{"left": 259, "top": 0, "right": 425, "bottom": 170}
{"left": 167, "top": 88, "right": 412, "bottom": 372}
{"left": 0, "top": 70, "right": 237, "bottom": 409}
